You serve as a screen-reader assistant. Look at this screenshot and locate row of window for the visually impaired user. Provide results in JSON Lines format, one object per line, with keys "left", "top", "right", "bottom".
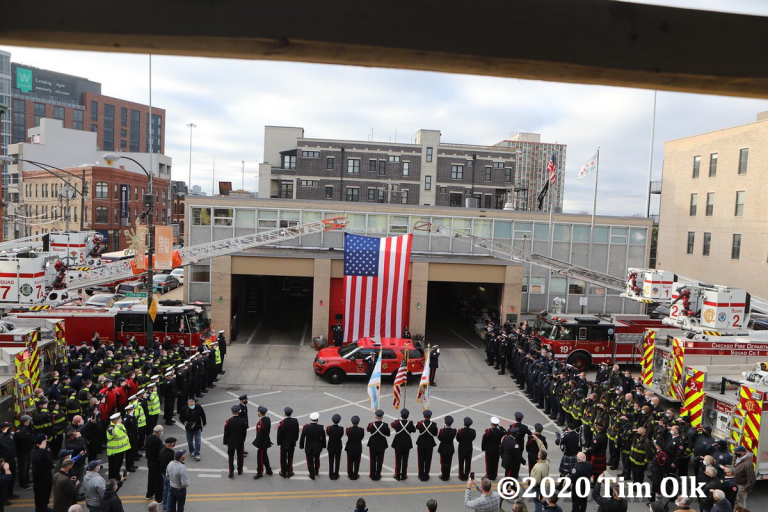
{"left": 686, "top": 231, "right": 741, "bottom": 259}
{"left": 25, "top": 181, "right": 85, "bottom": 198}
{"left": 93, "top": 206, "right": 167, "bottom": 225}
{"left": 689, "top": 191, "right": 745, "bottom": 217}
{"left": 692, "top": 148, "right": 748, "bottom": 178}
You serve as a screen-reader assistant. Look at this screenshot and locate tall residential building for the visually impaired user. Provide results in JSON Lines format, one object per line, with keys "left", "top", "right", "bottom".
{"left": 657, "top": 112, "right": 768, "bottom": 298}
{"left": 0, "top": 50, "right": 11, "bottom": 195}
{"left": 257, "top": 127, "right": 566, "bottom": 212}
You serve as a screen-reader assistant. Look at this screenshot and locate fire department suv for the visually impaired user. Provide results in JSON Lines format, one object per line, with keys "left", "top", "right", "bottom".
{"left": 314, "top": 337, "right": 425, "bottom": 385}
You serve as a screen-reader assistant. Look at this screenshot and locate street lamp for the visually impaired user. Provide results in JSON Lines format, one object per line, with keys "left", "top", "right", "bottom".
{"left": 0, "top": 155, "right": 86, "bottom": 232}
{"left": 103, "top": 153, "right": 155, "bottom": 346}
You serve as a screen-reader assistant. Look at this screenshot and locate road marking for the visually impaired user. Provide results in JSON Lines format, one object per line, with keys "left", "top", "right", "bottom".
{"left": 442, "top": 320, "right": 478, "bottom": 348}
{"left": 299, "top": 323, "right": 308, "bottom": 346}
{"left": 175, "top": 421, "right": 231, "bottom": 462}
{"left": 323, "top": 392, "right": 398, "bottom": 421}
{"left": 428, "top": 392, "right": 513, "bottom": 423}
{"left": 198, "top": 474, "right": 221, "bottom": 478}
{"left": 226, "top": 391, "right": 284, "bottom": 420}
{"left": 246, "top": 319, "right": 263, "bottom": 345}
{"left": 430, "top": 395, "right": 557, "bottom": 437}
{"left": 201, "top": 390, "right": 282, "bottom": 408}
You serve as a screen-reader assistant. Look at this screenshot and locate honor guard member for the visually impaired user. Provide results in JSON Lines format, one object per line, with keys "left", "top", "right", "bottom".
{"left": 106, "top": 412, "right": 131, "bottom": 480}
{"left": 555, "top": 423, "right": 579, "bottom": 477}
{"left": 649, "top": 439, "right": 670, "bottom": 502}
{"left": 456, "top": 417, "right": 476, "bottom": 481}
{"left": 497, "top": 336, "right": 508, "bottom": 375}
{"left": 123, "top": 403, "right": 139, "bottom": 472}
{"left": 437, "top": 416, "right": 457, "bottom": 481}
{"left": 162, "top": 370, "right": 177, "bottom": 426}
{"left": 146, "top": 378, "right": 161, "bottom": 431}
{"left": 481, "top": 417, "right": 505, "bottom": 480}
{"left": 326, "top": 414, "right": 344, "bottom": 480}
{"left": 237, "top": 394, "right": 250, "bottom": 454}
{"left": 586, "top": 422, "right": 608, "bottom": 479}
{"left": 345, "top": 415, "right": 365, "bottom": 480}
{"left": 366, "top": 409, "right": 390, "bottom": 481}
{"left": 299, "top": 412, "right": 326, "bottom": 480}
{"left": 511, "top": 412, "right": 531, "bottom": 455}
{"left": 276, "top": 407, "right": 299, "bottom": 477}
{"left": 416, "top": 409, "right": 438, "bottom": 481}
{"left": 175, "top": 364, "right": 188, "bottom": 414}
{"left": 429, "top": 346, "right": 440, "bottom": 386}
{"left": 252, "top": 405, "right": 273, "bottom": 479}
{"left": 216, "top": 330, "right": 227, "bottom": 373}
{"left": 391, "top": 408, "right": 416, "bottom": 481}
{"left": 526, "top": 423, "right": 548, "bottom": 472}
{"left": 501, "top": 426, "right": 525, "bottom": 479}
{"left": 332, "top": 321, "right": 344, "bottom": 348}
{"left": 223, "top": 405, "right": 248, "bottom": 478}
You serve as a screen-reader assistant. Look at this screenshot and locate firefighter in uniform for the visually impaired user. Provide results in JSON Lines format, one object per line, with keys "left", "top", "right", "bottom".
{"left": 344, "top": 415, "right": 364, "bottom": 480}
{"left": 162, "top": 370, "right": 177, "bottom": 425}
{"left": 32, "top": 399, "right": 55, "bottom": 447}
{"left": 299, "top": 412, "right": 326, "bottom": 480}
{"left": 332, "top": 321, "right": 344, "bottom": 348}
{"left": 437, "top": 415, "right": 456, "bottom": 481}
{"left": 237, "top": 394, "right": 249, "bottom": 455}
{"left": 252, "top": 405, "right": 272, "bottom": 479}
{"left": 123, "top": 403, "right": 139, "bottom": 472}
{"left": 501, "top": 426, "right": 525, "bottom": 479}
{"left": 416, "top": 409, "right": 438, "bottom": 481}
{"left": 630, "top": 426, "right": 650, "bottom": 483}
{"left": 366, "top": 409, "right": 389, "bottom": 481}
{"left": 649, "top": 438, "right": 670, "bottom": 502}
{"left": 326, "top": 414, "right": 344, "bottom": 480}
{"left": 49, "top": 400, "right": 67, "bottom": 456}
{"left": 106, "top": 412, "right": 131, "bottom": 480}
{"left": 390, "top": 408, "right": 415, "bottom": 481}
{"left": 146, "top": 379, "right": 161, "bottom": 431}
{"left": 456, "top": 417, "right": 475, "bottom": 481}
{"left": 223, "top": 405, "right": 247, "bottom": 478}
{"left": 481, "top": 417, "right": 505, "bottom": 480}
{"left": 65, "top": 390, "right": 81, "bottom": 423}
{"left": 276, "top": 407, "right": 299, "bottom": 478}
{"left": 586, "top": 422, "right": 608, "bottom": 479}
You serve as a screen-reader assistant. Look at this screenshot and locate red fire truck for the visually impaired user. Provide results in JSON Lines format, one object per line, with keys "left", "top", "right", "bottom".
{"left": 533, "top": 313, "right": 666, "bottom": 370}
{"left": 314, "top": 337, "right": 425, "bottom": 385}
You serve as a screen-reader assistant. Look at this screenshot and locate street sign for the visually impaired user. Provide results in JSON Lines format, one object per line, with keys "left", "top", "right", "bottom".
{"left": 579, "top": 296, "right": 588, "bottom": 306}
{"left": 125, "top": 292, "right": 146, "bottom": 298}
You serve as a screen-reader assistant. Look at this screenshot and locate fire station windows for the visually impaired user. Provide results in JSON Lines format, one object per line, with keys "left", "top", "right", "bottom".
{"left": 687, "top": 232, "right": 695, "bottom": 254}
{"left": 732, "top": 234, "right": 741, "bottom": 260}
{"left": 734, "top": 191, "right": 745, "bottom": 216}
{"left": 689, "top": 194, "right": 697, "bottom": 216}
{"left": 189, "top": 264, "right": 211, "bottom": 283}
{"left": 279, "top": 210, "right": 300, "bottom": 228}
{"left": 706, "top": 192, "right": 715, "bottom": 216}
{"left": 492, "top": 220, "right": 511, "bottom": 239}
{"left": 629, "top": 228, "right": 647, "bottom": 245}
{"left": 573, "top": 225, "right": 590, "bottom": 243}
{"left": 191, "top": 207, "right": 211, "bottom": 226}
{"left": 95, "top": 207, "right": 108, "bottom": 223}
{"left": 692, "top": 155, "right": 700, "bottom": 178}
{"left": 553, "top": 224, "right": 570, "bottom": 242}
{"left": 389, "top": 216, "right": 409, "bottom": 235}
{"left": 213, "top": 208, "right": 233, "bottom": 226}
{"left": 550, "top": 277, "right": 567, "bottom": 294}
{"left": 703, "top": 232, "right": 712, "bottom": 256}
{"left": 610, "top": 227, "right": 627, "bottom": 244}
{"left": 589, "top": 285, "right": 605, "bottom": 296}
{"left": 738, "top": 149, "right": 748, "bottom": 174}
{"left": 533, "top": 223, "right": 549, "bottom": 241}
{"left": 514, "top": 222, "right": 532, "bottom": 240}
{"left": 95, "top": 182, "right": 109, "bottom": 199}
{"left": 569, "top": 279, "right": 586, "bottom": 295}
{"left": 235, "top": 209, "right": 256, "bottom": 229}
{"left": 119, "top": 314, "right": 145, "bottom": 333}
{"left": 472, "top": 219, "right": 491, "bottom": 238}
{"left": 592, "top": 226, "right": 609, "bottom": 243}
{"left": 709, "top": 153, "right": 718, "bottom": 177}
{"left": 257, "top": 210, "right": 277, "bottom": 228}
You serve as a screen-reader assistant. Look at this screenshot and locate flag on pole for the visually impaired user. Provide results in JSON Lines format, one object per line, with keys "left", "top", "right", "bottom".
{"left": 416, "top": 347, "right": 431, "bottom": 410}
{"left": 537, "top": 181, "right": 549, "bottom": 211}
{"left": 577, "top": 151, "right": 598, "bottom": 179}
{"left": 367, "top": 350, "right": 382, "bottom": 410}
{"left": 392, "top": 356, "right": 408, "bottom": 409}
{"left": 547, "top": 153, "right": 557, "bottom": 185}
{"left": 343, "top": 233, "right": 413, "bottom": 343}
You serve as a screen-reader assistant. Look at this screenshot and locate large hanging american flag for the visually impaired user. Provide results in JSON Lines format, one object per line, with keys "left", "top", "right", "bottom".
{"left": 343, "top": 233, "right": 413, "bottom": 343}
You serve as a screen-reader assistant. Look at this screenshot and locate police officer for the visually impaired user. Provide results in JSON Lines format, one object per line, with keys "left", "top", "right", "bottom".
{"left": 276, "top": 407, "right": 299, "bottom": 478}
{"left": 332, "top": 321, "right": 344, "bottom": 348}
{"left": 456, "top": 417, "right": 475, "bottom": 481}
{"left": 326, "top": 414, "right": 344, "bottom": 480}
{"left": 123, "top": 403, "right": 139, "bottom": 472}
{"left": 162, "top": 370, "right": 177, "bottom": 426}
{"left": 345, "top": 415, "right": 365, "bottom": 480}
{"left": 481, "top": 417, "right": 505, "bottom": 480}
{"left": 252, "top": 405, "right": 273, "bottom": 479}
{"left": 224, "top": 405, "right": 247, "bottom": 478}
{"left": 299, "top": 412, "right": 326, "bottom": 480}
{"left": 391, "top": 408, "right": 415, "bottom": 481}
{"left": 416, "top": 409, "right": 438, "bottom": 481}
{"left": 106, "top": 412, "right": 131, "bottom": 480}
{"left": 497, "top": 336, "right": 508, "bottom": 375}
{"left": 501, "top": 426, "right": 525, "bottom": 479}
{"left": 437, "top": 415, "right": 456, "bottom": 481}
{"left": 366, "top": 409, "right": 390, "bottom": 481}
{"left": 237, "top": 394, "right": 250, "bottom": 456}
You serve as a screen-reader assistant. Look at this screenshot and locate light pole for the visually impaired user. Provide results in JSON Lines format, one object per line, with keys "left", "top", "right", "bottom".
{"left": 104, "top": 153, "right": 154, "bottom": 346}
{"left": 187, "top": 123, "right": 196, "bottom": 193}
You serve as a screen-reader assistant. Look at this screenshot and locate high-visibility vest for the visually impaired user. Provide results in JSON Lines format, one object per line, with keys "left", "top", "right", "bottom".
{"left": 147, "top": 392, "right": 160, "bottom": 416}
{"left": 214, "top": 347, "right": 222, "bottom": 365}
{"left": 52, "top": 411, "right": 67, "bottom": 434}
{"left": 135, "top": 403, "right": 147, "bottom": 428}
{"left": 106, "top": 423, "right": 131, "bottom": 455}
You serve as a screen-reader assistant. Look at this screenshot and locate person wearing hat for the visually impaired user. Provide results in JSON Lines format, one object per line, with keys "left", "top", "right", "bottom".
{"left": 416, "top": 409, "right": 438, "bottom": 481}
{"left": 16, "top": 415, "right": 34, "bottom": 491}
{"left": 251, "top": 406, "right": 273, "bottom": 479}
{"left": 175, "top": 364, "right": 189, "bottom": 417}
{"left": 299, "top": 413, "right": 326, "bottom": 480}
{"left": 366, "top": 410, "right": 390, "bottom": 481}
{"left": 122, "top": 404, "right": 139, "bottom": 472}
{"left": 106, "top": 412, "right": 131, "bottom": 480}
{"left": 429, "top": 346, "right": 440, "bottom": 386}
{"left": 145, "top": 425, "right": 165, "bottom": 501}
{"left": 332, "top": 320, "right": 344, "bottom": 348}
{"left": 586, "top": 422, "right": 608, "bottom": 479}
{"left": 32, "top": 399, "right": 55, "bottom": 445}
{"left": 500, "top": 426, "right": 524, "bottom": 480}
{"left": 158, "top": 438, "right": 177, "bottom": 512}
{"left": 162, "top": 371, "right": 177, "bottom": 426}
{"left": 344, "top": 416, "right": 365, "bottom": 480}
{"left": 32, "top": 434, "right": 53, "bottom": 512}
{"left": 215, "top": 331, "right": 227, "bottom": 373}
{"left": 83, "top": 459, "right": 106, "bottom": 512}
{"left": 0, "top": 422, "right": 18, "bottom": 500}
{"left": 223, "top": 405, "right": 247, "bottom": 478}
{"left": 166, "top": 449, "right": 189, "bottom": 512}
{"left": 649, "top": 438, "right": 671, "bottom": 504}
{"left": 390, "top": 409, "right": 416, "bottom": 481}
{"left": 146, "top": 379, "right": 161, "bottom": 431}
{"left": 456, "top": 417, "right": 476, "bottom": 481}
{"left": 326, "top": 414, "right": 344, "bottom": 480}
{"left": 510, "top": 411, "right": 531, "bottom": 455}
{"left": 733, "top": 445, "right": 756, "bottom": 509}
{"left": 481, "top": 417, "right": 505, "bottom": 480}
{"left": 437, "top": 416, "right": 456, "bottom": 481}
{"left": 276, "top": 407, "right": 299, "bottom": 478}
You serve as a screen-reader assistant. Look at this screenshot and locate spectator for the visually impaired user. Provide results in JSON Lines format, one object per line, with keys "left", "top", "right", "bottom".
{"left": 0, "top": 459, "right": 14, "bottom": 512}
{"left": 700, "top": 466, "right": 722, "bottom": 512}
{"left": 733, "top": 446, "right": 756, "bottom": 509}
{"left": 145, "top": 425, "right": 164, "bottom": 502}
{"left": 147, "top": 502, "right": 160, "bottom": 512}
{"left": 722, "top": 465, "right": 738, "bottom": 510}
{"left": 464, "top": 477, "right": 501, "bottom": 512}
{"left": 541, "top": 495, "right": 562, "bottom": 512}
{"left": 529, "top": 450, "right": 550, "bottom": 512}
{"left": 673, "top": 496, "right": 693, "bottom": 512}
{"left": 52, "top": 459, "right": 79, "bottom": 512}
{"left": 712, "top": 489, "right": 733, "bottom": 512}
{"left": 354, "top": 498, "right": 368, "bottom": 512}
{"left": 158, "top": 438, "right": 177, "bottom": 512}
{"left": 83, "top": 460, "right": 105, "bottom": 512}
{"left": 178, "top": 400, "right": 206, "bottom": 462}
{"left": 68, "top": 506, "right": 83, "bottom": 512}
{"left": 511, "top": 500, "right": 528, "bottom": 512}
{"left": 591, "top": 481, "right": 627, "bottom": 512}
{"left": 101, "top": 478, "right": 126, "bottom": 512}
{"left": 426, "top": 498, "right": 437, "bottom": 512}
{"left": 166, "top": 449, "right": 189, "bottom": 512}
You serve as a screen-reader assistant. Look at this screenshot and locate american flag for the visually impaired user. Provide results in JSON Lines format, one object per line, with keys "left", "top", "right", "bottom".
{"left": 547, "top": 153, "right": 557, "bottom": 185}
{"left": 343, "top": 233, "right": 413, "bottom": 343}
{"left": 392, "top": 356, "right": 408, "bottom": 409}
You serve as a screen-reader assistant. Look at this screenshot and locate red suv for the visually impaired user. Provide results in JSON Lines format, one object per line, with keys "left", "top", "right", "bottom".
{"left": 314, "top": 337, "right": 426, "bottom": 385}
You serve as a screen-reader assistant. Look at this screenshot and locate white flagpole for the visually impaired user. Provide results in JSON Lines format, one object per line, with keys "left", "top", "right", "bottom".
{"left": 590, "top": 148, "right": 600, "bottom": 230}
{"left": 546, "top": 157, "right": 556, "bottom": 312}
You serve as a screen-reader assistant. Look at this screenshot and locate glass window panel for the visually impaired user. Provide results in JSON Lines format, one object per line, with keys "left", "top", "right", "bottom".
{"left": 346, "top": 214, "right": 366, "bottom": 232}
{"left": 389, "top": 216, "right": 409, "bottom": 235}
{"left": 431, "top": 217, "right": 450, "bottom": 229}
{"left": 257, "top": 209, "right": 277, "bottom": 228}
{"left": 529, "top": 277, "right": 546, "bottom": 294}
{"left": 553, "top": 224, "right": 571, "bottom": 242}
{"left": 453, "top": 218, "right": 471, "bottom": 234}
{"left": 569, "top": 279, "right": 586, "bottom": 294}
{"left": 593, "top": 226, "right": 609, "bottom": 243}
{"left": 473, "top": 219, "right": 492, "bottom": 237}
{"left": 302, "top": 211, "right": 323, "bottom": 224}
{"left": 190, "top": 264, "right": 211, "bottom": 282}
{"left": 279, "top": 210, "right": 300, "bottom": 228}
{"left": 367, "top": 214, "right": 387, "bottom": 234}
{"left": 550, "top": 277, "right": 567, "bottom": 294}
{"left": 514, "top": 222, "right": 532, "bottom": 239}
{"left": 411, "top": 216, "right": 430, "bottom": 235}
{"left": 235, "top": 209, "right": 256, "bottom": 228}
{"left": 213, "top": 208, "right": 233, "bottom": 226}
{"left": 629, "top": 228, "right": 647, "bottom": 245}
{"left": 493, "top": 221, "right": 512, "bottom": 239}
{"left": 533, "top": 223, "right": 549, "bottom": 241}
{"left": 192, "top": 207, "right": 210, "bottom": 226}
{"left": 573, "top": 225, "right": 590, "bottom": 243}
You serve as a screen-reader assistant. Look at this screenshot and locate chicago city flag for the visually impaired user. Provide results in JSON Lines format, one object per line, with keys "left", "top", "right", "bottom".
{"left": 577, "top": 151, "right": 598, "bottom": 179}
{"left": 367, "top": 350, "right": 382, "bottom": 410}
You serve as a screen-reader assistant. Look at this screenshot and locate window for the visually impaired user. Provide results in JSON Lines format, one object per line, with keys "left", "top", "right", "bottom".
{"left": 54, "top": 106, "right": 64, "bottom": 121}
{"left": 301, "top": 150, "right": 320, "bottom": 158}
{"left": 378, "top": 160, "right": 386, "bottom": 175}
{"left": 569, "top": 279, "right": 587, "bottom": 295}
{"left": 120, "top": 107, "right": 127, "bottom": 126}
{"left": 326, "top": 157, "right": 335, "bottom": 169}
{"left": 426, "top": 147, "right": 433, "bottom": 162}
{"left": 120, "top": 140, "right": 126, "bottom": 149}
{"left": 493, "top": 162, "right": 504, "bottom": 168}
{"left": 629, "top": 228, "right": 647, "bottom": 245}
{"left": 90, "top": 124, "right": 97, "bottom": 132}
{"left": 505, "top": 169, "right": 512, "bottom": 182}
{"left": 484, "top": 167, "right": 492, "bottom": 181}
{"left": 734, "top": 191, "right": 745, "bottom": 216}
{"left": 189, "top": 264, "right": 211, "bottom": 283}
{"left": 257, "top": 210, "right": 277, "bottom": 228}
{"left": 687, "top": 232, "right": 695, "bottom": 254}
{"left": 277, "top": 181, "right": 293, "bottom": 198}
{"left": 400, "top": 190, "right": 409, "bottom": 204}
{"left": 466, "top": 159, "right": 473, "bottom": 167}
{"left": 91, "top": 101, "right": 98, "bottom": 121}
{"left": 369, "top": 159, "right": 377, "bottom": 172}
{"left": 325, "top": 186, "right": 334, "bottom": 199}
{"left": 692, "top": 155, "right": 700, "bottom": 178}
{"left": 573, "top": 225, "right": 590, "bottom": 243}
{"left": 347, "top": 159, "right": 360, "bottom": 174}
{"left": 114, "top": 183, "right": 119, "bottom": 199}
{"left": 449, "top": 193, "right": 463, "bottom": 207}
{"left": 689, "top": 193, "right": 697, "bottom": 216}
{"left": 450, "top": 164, "right": 463, "bottom": 180}
{"left": 550, "top": 277, "right": 567, "bottom": 294}
{"left": 553, "top": 224, "right": 571, "bottom": 242}
{"left": 709, "top": 153, "right": 717, "bottom": 177}
{"left": 529, "top": 277, "right": 545, "bottom": 294}
{"left": 130, "top": 110, "right": 140, "bottom": 152}
{"left": 484, "top": 195, "right": 492, "bottom": 208}
{"left": 402, "top": 162, "right": 410, "bottom": 176}
{"left": 367, "top": 189, "right": 376, "bottom": 201}
{"left": 282, "top": 155, "right": 296, "bottom": 169}
{"left": 73, "top": 110, "right": 83, "bottom": 131}
{"left": 703, "top": 232, "right": 711, "bottom": 256}
{"left": 389, "top": 155, "right": 400, "bottom": 162}
{"left": 300, "top": 180, "right": 318, "bottom": 187}
{"left": 235, "top": 210, "right": 256, "bottom": 229}
{"left": 732, "top": 234, "right": 741, "bottom": 260}
{"left": 213, "top": 208, "right": 233, "bottom": 226}
{"left": 706, "top": 192, "right": 714, "bottom": 216}
{"left": 95, "top": 182, "right": 108, "bottom": 199}
{"left": 34, "top": 103, "right": 46, "bottom": 126}
{"left": 424, "top": 176, "right": 432, "bottom": 190}
{"left": 95, "top": 206, "right": 108, "bottom": 224}
{"left": 103, "top": 104, "right": 115, "bottom": 151}
{"left": 345, "top": 188, "right": 359, "bottom": 202}
{"left": 119, "top": 129, "right": 126, "bottom": 137}
{"left": 610, "top": 227, "right": 627, "bottom": 244}
{"left": 191, "top": 207, "right": 211, "bottom": 225}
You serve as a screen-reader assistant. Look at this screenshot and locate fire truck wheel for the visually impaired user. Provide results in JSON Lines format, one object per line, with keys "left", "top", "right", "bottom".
{"left": 566, "top": 351, "right": 591, "bottom": 371}
{"left": 325, "top": 368, "right": 346, "bottom": 385}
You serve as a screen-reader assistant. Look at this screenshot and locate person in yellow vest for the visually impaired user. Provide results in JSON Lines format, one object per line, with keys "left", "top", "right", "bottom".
{"left": 132, "top": 393, "right": 148, "bottom": 461}
{"left": 106, "top": 412, "right": 131, "bottom": 480}
{"left": 146, "top": 379, "right": 161, "bottom": 431}
{"left": 212, "top": 341, "right": 222, "bottom": 382}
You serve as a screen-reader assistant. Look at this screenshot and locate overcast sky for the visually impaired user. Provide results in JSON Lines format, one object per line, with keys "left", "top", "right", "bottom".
{"left": 4, "top": 0, "right": 767, "bottom": 216}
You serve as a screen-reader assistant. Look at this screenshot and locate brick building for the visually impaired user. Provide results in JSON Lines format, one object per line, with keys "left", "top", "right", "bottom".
{"left": 171, "top": 180, "right": 188, "bottom": 243}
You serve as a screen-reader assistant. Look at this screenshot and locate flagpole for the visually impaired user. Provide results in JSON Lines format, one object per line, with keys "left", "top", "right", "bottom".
{"left": 403, "top": 342, "right": 409, "bottom": 406}
{"left": 590, "top": 148, "right": 600, "bottom": 231}
{"left": 546, "top": 158, "right": 556, "bottom": 312}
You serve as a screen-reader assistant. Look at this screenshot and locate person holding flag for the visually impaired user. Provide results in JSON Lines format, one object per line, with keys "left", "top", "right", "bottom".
{"left": 367, "top": 348, "right": 382, "bottom": 411}
{"left": 417, "top": 345, "right": 431, "bottom": 410}
{"left": 366, "top": 410, "right": 389, "bottom": 481}
{"left": 392, "top": 347, "right": 409, "bottom": 409}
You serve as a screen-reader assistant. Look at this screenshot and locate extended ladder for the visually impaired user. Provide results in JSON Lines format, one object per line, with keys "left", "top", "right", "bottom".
{"left": 65, "top": 217, "right": 347, "bottom": 291}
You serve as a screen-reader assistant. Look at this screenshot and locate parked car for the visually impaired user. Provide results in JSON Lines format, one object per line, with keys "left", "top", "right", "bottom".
{"left": 116, "top": 281, "right": 148, "bottom": 296}
{"left": 314, "top": 337, "right": 424, "bottom": 385}
{"left": 649, "top": 305, "right": 670, "bottom": 319}
{"left": 152, "top": 274, "right": 180, "bottom": 294}
{"left": 85, "top": 293, "right": 125, "bottom": 308}
{"left": 748, "top": 317, "right": 768, "bottom": 330}
{"left": 170, "top": 268, "right": 184, "bottom": 285}
{"left": 112, "top": 298, "right": 143, "bottom": 308}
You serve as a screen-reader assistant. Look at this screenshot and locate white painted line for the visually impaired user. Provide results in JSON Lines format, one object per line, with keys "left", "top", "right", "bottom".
{"left": 226, "top": 391, "right": 284, "bottom": 420}
{"left": 175, "top": 421, "right": 231, "bottom": 462}
{"left": 246, "top": 319, "right": 263, "bottom": 345}
{"left": 299, "top": 323, "right": 308, "bottom": 346}
{"left": 428, "top": 392, "right": 513, "bottom": 423}
{"left": 323, "top": 392, "right": 398, "bottom": 421}
{"left": 202, "top": 390, "right": 282, "bottom": 408}
{"left": 198, "top": 474, "right": 221, "bottom": 478}
{"left": 430, "top": 395, "right": 557, "bottom": 437}
{"left": 442, "top": 321, "right": 478, "bottom": 349}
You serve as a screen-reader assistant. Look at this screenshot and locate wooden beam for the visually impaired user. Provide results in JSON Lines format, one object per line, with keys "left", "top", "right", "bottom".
{"left": 2, "top": 0, "right": 768, "bottom": 98}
